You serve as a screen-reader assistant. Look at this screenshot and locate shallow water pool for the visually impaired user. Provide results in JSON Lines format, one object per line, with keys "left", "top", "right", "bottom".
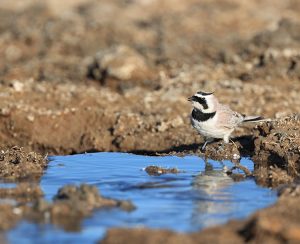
{"left": 7, "top": 153, "right": 276, "bottom": 244}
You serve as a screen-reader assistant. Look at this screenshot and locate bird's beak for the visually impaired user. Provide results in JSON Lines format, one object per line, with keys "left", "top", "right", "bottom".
{"left": 187, "top": 96, "right": 194, "bottom": 102}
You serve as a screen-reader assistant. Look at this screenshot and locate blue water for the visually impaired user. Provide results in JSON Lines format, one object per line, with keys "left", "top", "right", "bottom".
{"left": 7, "top": 153, "right": 276, "bottom": 244}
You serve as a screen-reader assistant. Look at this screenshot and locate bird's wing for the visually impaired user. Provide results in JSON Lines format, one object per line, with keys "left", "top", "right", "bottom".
{"left": 216, "top": 104, "right": 243, "bottom": 129}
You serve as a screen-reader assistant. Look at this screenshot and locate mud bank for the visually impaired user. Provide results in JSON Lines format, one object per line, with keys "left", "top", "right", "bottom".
{"left": 0, "top": 1, "right": 300, "bottom": 156}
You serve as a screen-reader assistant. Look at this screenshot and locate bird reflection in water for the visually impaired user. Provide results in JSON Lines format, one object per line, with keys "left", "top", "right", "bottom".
{"left": 190, "top": 161, "right": 236, "bottom": 228}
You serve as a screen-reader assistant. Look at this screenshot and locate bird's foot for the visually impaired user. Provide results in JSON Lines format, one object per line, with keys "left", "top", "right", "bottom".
{"left": 217, "top": 142, "right": 225, "bottom": 151}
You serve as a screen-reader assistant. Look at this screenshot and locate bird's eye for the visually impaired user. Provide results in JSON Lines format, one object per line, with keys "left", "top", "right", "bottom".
{"left": 192, "top": 96, "right": 208, "bottom": 109}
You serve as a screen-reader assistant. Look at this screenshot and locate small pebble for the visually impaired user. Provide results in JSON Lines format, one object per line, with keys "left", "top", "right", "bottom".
{"left": 233, "top": 153, "right": 240, "bottom": 160}
{"left": 13, "top": 208, "right": 22, "bottom": 215}
{"left": 12, "top": 80, "right": 24, "bottom": 92}
{"left": 26, "top": 115, "right": 35, "bottom": 122}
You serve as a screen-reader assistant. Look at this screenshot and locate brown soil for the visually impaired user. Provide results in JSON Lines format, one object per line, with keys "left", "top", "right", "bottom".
{"left": 253, "top": 115, "right": 300, "bottom": 187}
{"left": 1, "top": 0, "right": 300, "bottom": 243}
{"left": 0, "top": 146, "right": 47, "bottom": 181}
{"left": 0, "top": 0, "right": 300, "bottom": 156}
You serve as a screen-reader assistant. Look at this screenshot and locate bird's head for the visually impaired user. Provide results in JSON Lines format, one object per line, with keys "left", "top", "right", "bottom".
{"left": 188, "top": 91, "right": 216, "bottom": 112}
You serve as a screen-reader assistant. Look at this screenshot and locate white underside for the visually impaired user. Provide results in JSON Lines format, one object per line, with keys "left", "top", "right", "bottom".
{"left": 191, "top": 115, "right": 234, "bottom": 143}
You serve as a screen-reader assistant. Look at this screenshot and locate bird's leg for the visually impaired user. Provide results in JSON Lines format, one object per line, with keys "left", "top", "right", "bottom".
{"left": 223, "top": 135, "right": 230, "bottom": 144}
{"left": 201, "top": 138, "right": 213, "bottom": 151}
{"left": 217, "top": 140, "right": 225, "bottom": 151}
{"left": 203, "top": 154, "right": 213, "bottom": 171}
{"left": 201, "top": 140, "right": 209, "bottom": 151}
{"left": 205, "top": 162, "right": 213, "bottom": 171}
{"left": 217, "top": 135, "right": 230, "bottom": 152}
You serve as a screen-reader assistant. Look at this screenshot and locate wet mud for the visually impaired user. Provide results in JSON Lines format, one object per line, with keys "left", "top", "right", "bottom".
{"left": 0, "top": 146, "right": 47, "bottom": 181}
{"left": 0, "top": 0, "right": 300, "bottom": 243}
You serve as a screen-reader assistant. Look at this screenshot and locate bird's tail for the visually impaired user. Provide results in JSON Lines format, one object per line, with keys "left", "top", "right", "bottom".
{"left": 242, "top": 115, "right": 265, "bottom": 122}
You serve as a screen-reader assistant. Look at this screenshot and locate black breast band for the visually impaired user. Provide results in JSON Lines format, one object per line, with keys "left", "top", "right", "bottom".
{"left": 192, "top": 109, "right": 216, "bottom": 122}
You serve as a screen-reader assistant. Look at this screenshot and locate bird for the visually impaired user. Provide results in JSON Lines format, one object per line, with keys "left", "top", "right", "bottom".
{"left": 188, "top": 91, "right": 262, "bottom": 151}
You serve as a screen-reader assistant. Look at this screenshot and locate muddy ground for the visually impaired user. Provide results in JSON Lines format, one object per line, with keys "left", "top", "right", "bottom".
{"left": 0, "top": 0, "right": 300, "bottom": 243}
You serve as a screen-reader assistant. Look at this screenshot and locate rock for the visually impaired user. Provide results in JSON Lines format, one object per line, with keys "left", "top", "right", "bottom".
{"left": 144, "top": 166, "right": 181, "bottom": 176}
{"left": 86, "top": 45, "right": 158, "bottom": 90}
{"left": 11, "top": 80, "right": 24, "bottom": 92}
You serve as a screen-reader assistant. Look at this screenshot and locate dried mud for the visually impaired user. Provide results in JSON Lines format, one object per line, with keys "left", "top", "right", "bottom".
{"left": 0, "top": 0, "right": 300, "bottom": 243}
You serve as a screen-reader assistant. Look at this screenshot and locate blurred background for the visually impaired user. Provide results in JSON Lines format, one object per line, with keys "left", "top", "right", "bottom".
{"left": 0, "top": 0, "right": 300, "bottom": 155}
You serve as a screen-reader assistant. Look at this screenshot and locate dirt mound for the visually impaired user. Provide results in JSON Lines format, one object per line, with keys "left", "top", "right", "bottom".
{"left": 26, "top": 184, "right": 135, "bottom": 231}
{"left": 253, "top": 115, "right": 300, "bottom": 187}
{"left": 0, "top": 146, "right": 47, "bottom": 181}
{"left": 0, "top": 183, "right": 135, "bottom": 232}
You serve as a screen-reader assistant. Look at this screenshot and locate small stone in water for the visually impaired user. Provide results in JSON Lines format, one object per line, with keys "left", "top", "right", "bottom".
{"left": 144, "top": 165, "right": 181, "bottom": 176}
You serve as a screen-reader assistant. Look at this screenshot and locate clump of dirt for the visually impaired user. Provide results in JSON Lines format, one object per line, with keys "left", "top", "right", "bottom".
{"left": 0, "top": 146, "right": 48, "bottom": 181}
{"left": 252, "top": 114, "right": 300, "bottom": 187}
{"left": 202, "top": 142, "right": 241, "bottom": 161}
{"left": 0, "top": 184, "right": 135, "bottom": 232}
{"left": 225, "top": 164, "right": 253, "bottom": 182}
{"left": 53, "top": 184, "right": 135, "bottom": 212}
{"left": 26, "top": 184, "right": 135, "bottom": 231}
{"left": 145, "top": 165, "right": 182, "bottom": 176}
